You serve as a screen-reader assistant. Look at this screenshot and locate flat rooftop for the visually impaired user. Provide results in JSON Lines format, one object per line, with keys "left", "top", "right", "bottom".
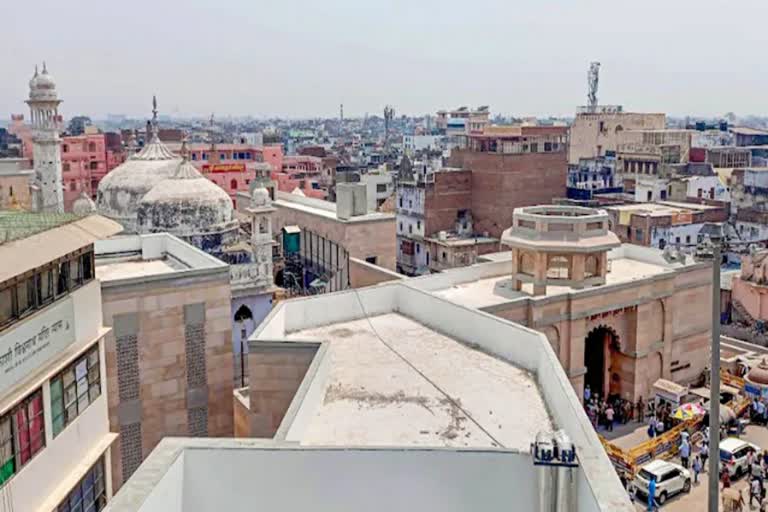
{"left": 607, "top": 201, "right": 720, "bottom": 216}
{"left": 286, "top": 313, "right": 551, "bottom": 449}
{"left": 274, "top": 191, "right": 394, "bottom": 223}
{"left": 424, "top": 245, "right": 687, "bottom": 309}
{"left": 95, "top": 233, "right": 228, "bottom": 286}
{"left": 96, "top": 257, "right": 186, "bottom": 282}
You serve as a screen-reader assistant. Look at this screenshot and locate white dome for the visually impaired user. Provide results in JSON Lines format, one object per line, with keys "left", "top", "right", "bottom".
{"left": 136, "top": 158, "right": 237, "bottom": 238}
{"left": 251, "top": 187, "right": 271, "bottom": 207}
{"left": 96, "top": 134, "right": 180, "bottom": 232}
{"left": 28, "top": 65, "right": 58, "bottom": 102}
{"left": 72, "top": 191, "right": 97, "bottom": 215}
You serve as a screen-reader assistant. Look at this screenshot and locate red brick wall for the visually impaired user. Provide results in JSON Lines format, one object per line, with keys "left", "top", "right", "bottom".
{"left": 449, "top": 150, "right": 567, "bottom": 238}
{"left": 425, "top": 170, "right": 472, "bottom": 235}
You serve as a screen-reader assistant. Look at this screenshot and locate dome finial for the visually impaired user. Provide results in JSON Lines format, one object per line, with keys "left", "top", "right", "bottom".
{"left": 180, "top": 132, "right": 190, "bottom": 162}
{"left": 33, "top": 65, "right": 39, "bottom": 78}
{"left": 150, "top": 95, "right": 160, "bottom": 141}
{"left": 42, "top": 61, "right": 48, "bottom": 74}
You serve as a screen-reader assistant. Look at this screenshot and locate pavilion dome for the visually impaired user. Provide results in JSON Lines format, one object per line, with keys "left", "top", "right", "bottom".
{"left": 96, "top": 113, "right": 180, "bottom": 233}
{"left": 251, "top": 186, "right": 271, "bottom": 208}
{"left": 136, "top": 151, "right": 237, "bottom": 239}
{"left": 72, "top": 190, "right": 97, "bottom": 216}
{"left": 28, "top": 64, "right": 59, "bottom": 102}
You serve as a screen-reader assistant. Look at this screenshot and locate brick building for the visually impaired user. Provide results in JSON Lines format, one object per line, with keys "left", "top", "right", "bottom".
{"left": 396, "top": 168, "right": 497, "bottom": 275}
{"left": 568, "top": 109, "right": 666, "bottom": 164}
{"left": 447, "top": 125, "right": 569, "bottom": 239}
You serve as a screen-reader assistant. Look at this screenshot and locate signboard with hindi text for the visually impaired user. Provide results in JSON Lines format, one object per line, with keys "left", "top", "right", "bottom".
{"left": 0, "top": 298, "right": 75, "bottom": 393}
{"left": 202, "top": 163, "right": 246, "bottom": 173}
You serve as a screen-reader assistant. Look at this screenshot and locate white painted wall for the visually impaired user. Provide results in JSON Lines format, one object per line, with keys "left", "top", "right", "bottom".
{"left": 685, "top": 175, "right": 730, "bottom": 202}
{"left": 181, "top": 448, "right": 537, "bottom": 512}
{"left": 736, "top": 221, "right": 768, "bottom": 243}
{"left": 139, "top": 453, "right": 184, "bottom": 512}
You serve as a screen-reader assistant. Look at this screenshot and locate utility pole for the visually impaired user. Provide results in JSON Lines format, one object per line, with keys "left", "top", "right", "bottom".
{"left": 708, "top": 238, "right": 721, "bottom": 512}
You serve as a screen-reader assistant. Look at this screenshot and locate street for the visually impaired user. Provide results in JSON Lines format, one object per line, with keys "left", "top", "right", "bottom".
{"left": 627, "top": 424, "right": 768, "bottom": 511}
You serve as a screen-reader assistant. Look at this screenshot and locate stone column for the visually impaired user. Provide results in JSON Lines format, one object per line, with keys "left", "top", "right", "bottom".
{"left": 533, "top": 251, "right": 548, "bottom": 296}
{"left": 571, "top": 254, "right": 585, "bottom": 289}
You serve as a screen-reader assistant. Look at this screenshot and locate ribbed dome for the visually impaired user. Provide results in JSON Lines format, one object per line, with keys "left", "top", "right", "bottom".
{"left": 72, "top": 190, "right": 97, "bottom": 215}
{"left": 96, "top": 123, "right": 180, "bottom": 233}
{"left": 747, "top": 359, "right": 768, "bottom": 386}
{"left": 136, "top": 156, "right": 237, "bottom": 237}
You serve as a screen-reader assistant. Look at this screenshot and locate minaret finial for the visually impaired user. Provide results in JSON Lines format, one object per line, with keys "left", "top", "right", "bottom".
{"left": 42, "top": 61, "right": 47, "bottom": 74}
{"left": 150, "top": 95, "right": 159, "bottom": 141}
{"left": 180, "top": 132, "right": 189, "bottom": 162}
{"left": 34, "top": 65, "right": 39, "bottom": 77}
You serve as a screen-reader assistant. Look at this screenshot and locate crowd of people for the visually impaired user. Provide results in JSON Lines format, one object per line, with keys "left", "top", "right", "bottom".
{"left": 583, "top": 384, "right": 643, "bottom": 432}
{"left": 720, "top": 447, "right": 768, "bottom": 511}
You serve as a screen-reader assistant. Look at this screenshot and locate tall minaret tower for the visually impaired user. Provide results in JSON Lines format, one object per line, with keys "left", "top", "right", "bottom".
{"left": 26, "top": 63, "right": 64, "bottom": 213}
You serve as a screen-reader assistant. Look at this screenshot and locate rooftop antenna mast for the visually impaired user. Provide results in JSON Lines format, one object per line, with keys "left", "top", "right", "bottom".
{"left": 384, "top": 105, "right": 395, "bottom": 155}
{"left": 587, "top": 61, "right": 600, "bottom": 113}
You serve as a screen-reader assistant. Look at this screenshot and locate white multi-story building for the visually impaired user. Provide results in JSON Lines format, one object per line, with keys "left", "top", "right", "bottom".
{"left": 26, "top": 64, "right": 64, "bottom": 213}
{"left": 0, "top": 213, "right": 122, "bottom": 511}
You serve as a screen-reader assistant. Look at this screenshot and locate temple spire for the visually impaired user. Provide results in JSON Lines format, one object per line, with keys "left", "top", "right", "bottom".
{"left": 150, "top": 95, "right": 160, "bottom": 141}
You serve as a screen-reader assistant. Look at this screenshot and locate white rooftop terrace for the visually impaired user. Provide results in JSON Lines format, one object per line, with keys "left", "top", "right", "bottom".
{"left": 411, "top": 244, "right": 701, "bottom": 309}
{"left": 284, "top": 312, "right": 550, "bottom": 449}
{"left": 274, "top": 190, "right": 394, "bottom": 223}
{"left": 248, "top": 282, "right": 632, "bottom": 511}
{"left": 94, "top": 233, "right": 228, "bottom": 287}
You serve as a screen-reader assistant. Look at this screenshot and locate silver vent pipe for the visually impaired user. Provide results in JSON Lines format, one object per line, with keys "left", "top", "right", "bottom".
{"left": 532, "top": 429, "right": 579, "bottom": 512}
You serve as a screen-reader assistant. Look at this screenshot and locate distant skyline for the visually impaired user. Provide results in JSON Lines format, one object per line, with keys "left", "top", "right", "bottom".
{"left": 3, "top": 0, "right": 768, "bottom": 121}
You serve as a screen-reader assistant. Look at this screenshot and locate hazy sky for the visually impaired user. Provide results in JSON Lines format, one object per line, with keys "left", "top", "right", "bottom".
{"left": 3, "top": 0, "right": 768, "bottom": 120}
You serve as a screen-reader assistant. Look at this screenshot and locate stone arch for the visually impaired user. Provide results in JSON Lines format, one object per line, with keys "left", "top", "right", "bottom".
{"left": 234, "top": 304, "right": 253, "bottom": 323}
{"left": 584, "top": 324, "right": 621, "bottom": 399}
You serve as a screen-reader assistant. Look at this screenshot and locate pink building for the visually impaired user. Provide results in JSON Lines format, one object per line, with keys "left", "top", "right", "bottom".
{"left": 732, "top": 250, "right": 768, "bottom": 322}
{"left": 61, "top": 133, "right": 125, "bottom": 208}
{"left": 165, "top": 142, "right": 284, "bottom": 209}
{"left": 272, "top": 154, "right": 328, "bottom": 199}
{"left": 9, "top": 115, "right": 125, "bottom": 210}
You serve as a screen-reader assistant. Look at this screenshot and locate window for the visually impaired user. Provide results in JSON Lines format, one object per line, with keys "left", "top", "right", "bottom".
{"left": 426, "top": 252, "right": 430, "bottom": 265}
{"left": 89, "top": 161, "right": 98, "bottom": 171}
{"left": 547, "top": 255, "right": 570, "bottom": 280}
{"left": 88, "top": 142, "right": 96, "bottom": 152}
{"left": 646, "top": 191, "right": 652, "bottom": 201}
{"left": 544, "top": 142, "right": 552, "bottom": 152}
{"left": 57, "top": 456, "right": 106, "bottom": 512}
{"left": 63, "top": 144, "right": 69, "bottom": 153}
{"left": 50, "top": 345, "right": 101, "bottom": 437}
{"left": 245, "top": 179, "right": 250, "bottom": 185}
{"left": 220, "top": 153, "right": 226, "bottom": 160}
{"left": 585, "top": 255, "right": 599, "bottom": 278}
{"left": 202, "top": 153, "right": 208, "bottom": 160}
{"left": 530, "top": 143, "right": 538, "bottom": 153}
{"left": 685, "top": 235, "right": 691, "bottom": 244}
{"left": 416, "top": 244, "right": 420, "bottom": 254}
{"left": 409, "top": 225, "right": 413, "bottom": 234}
{"left": 0, "top": 388, "right": 45, "bottom": 486}
{"left": 191, "top": 153, "right": 197, "bottom": 161}
{"left": 70, "top": 182, "right": 77, "bottom": 191}
{"left": 398, "top": 197, "right": 403, "bottom": 208}
{"left": 660, "top": 190, "right": 667, "bottom": 200}
{"left": 635, "top": 229, "right": 644, "bottom": 242}
{"left": 63, "top": 163, "right": 70, "bottom": 172}
{"left": 416, "top": 220, "right": 421, "bottom": 230}
{"left": 376, "top": 184, "right": 387, "bottom": 193}
{"left": 598, "top": 121, "right": 605, "bottom": 133}
{"left": 675, "top": 236, "right": 681, "bottom": 244}
{"left": 365, "top": 256, "right": 377, "bottom": 265}
{"left": 230, "top": 179, "right": 238, "bottom": 190}
{"left": 442, "top": 251, "right": 447, "bottom": 261}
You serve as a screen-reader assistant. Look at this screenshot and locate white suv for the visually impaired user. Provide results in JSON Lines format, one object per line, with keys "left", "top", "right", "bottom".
{"left": 633, "top": 460, "right": 691, "bottom": 505}
{"left": 720, "top": 438, "right": 761, "bottom": 478}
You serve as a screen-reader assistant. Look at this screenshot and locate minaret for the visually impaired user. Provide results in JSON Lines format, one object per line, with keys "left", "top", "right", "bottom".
{"left": 26, "top": 63, "right": 64, "bottom": 213}
{"left": 249, "top": 184, "right": 275, "bottom": 287}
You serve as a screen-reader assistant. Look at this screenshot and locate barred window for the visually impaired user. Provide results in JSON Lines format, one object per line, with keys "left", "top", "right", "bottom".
{"left": 0, "top": 389, "right": 46, "bottom": 487}
{"left": 57, "top": 456, "right": 107, "bottom": 512}
{"left": 50, "top": 345, "right": 101, "bottom": 437}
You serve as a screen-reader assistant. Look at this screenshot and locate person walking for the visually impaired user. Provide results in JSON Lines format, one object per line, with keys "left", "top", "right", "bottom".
{"left": 693, "top": 454, "right": 702, "bottom": 484}
{"left": 647, "top": 475, "right": 658, "bottom": 512}
{"left": 605, "top": 405, "right": 615, "bottom": 432}
{"left": 701, "top": 441, "right": 709, "bottom": 471}
{"left": 680, "top": 437, "right": 690, "bottom": 469}
{"left": 752, "top": 478, "right": 763, "bottom": 509}
{"left": 584, "top": 384, "right": 591, "bottom": 404}
{"left": 637, "top": 396, "right": 645, "bottom": 422}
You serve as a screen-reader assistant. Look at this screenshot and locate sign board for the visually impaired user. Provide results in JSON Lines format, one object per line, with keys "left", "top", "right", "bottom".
{"left": 744, "top": 382, "right": 761, "bottom": 398}
{"left": 0, "top": 298, "right": 75, "bottom": 393}
{"left": 202, "top": 163, "right": 246, "bottom": 174}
